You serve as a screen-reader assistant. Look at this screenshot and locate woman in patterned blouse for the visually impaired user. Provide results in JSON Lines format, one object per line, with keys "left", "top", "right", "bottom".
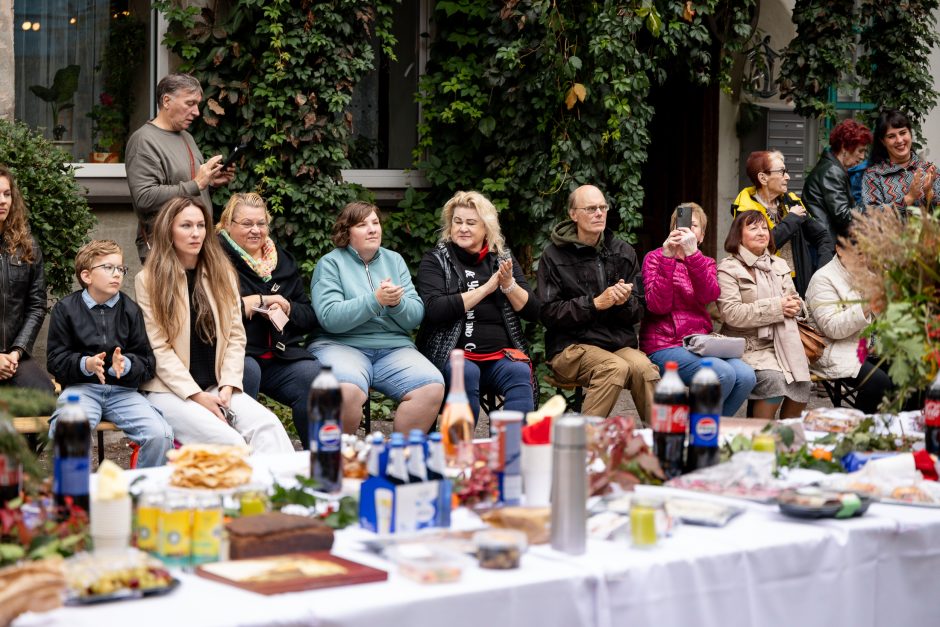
{"left": 861, "top": 110, "right": 939, "bottom": 214}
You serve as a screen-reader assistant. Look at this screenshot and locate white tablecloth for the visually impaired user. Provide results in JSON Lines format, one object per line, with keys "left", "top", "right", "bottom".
{"left": 14, "top": 453, "right": 939, "bottom": 627}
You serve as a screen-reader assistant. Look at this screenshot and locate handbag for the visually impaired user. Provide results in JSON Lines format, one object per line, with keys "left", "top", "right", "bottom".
{"left": 682, "top": 333, "right": 746, "bottom": 359}
{"left": 797, "top": 320, "right": 826, "bottom": 364}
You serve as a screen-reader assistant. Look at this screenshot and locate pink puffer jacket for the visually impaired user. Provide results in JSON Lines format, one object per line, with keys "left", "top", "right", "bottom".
{"left": 639, "top": 249, "right": 720, "bottom": 355}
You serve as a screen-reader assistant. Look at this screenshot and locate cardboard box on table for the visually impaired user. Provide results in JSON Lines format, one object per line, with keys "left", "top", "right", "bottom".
{"left": 359, "top": 477, "right": 452, "bottom": 533}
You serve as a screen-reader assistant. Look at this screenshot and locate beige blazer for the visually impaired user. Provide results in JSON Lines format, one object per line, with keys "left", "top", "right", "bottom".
{"left": 805, "top": 256, "right": 870, "bottom": 380}
{"left": 716, "top": 251, "right": 799, "bottom": 372}
{"left": 135, "top": 269, "right": 246, "bottom": 399}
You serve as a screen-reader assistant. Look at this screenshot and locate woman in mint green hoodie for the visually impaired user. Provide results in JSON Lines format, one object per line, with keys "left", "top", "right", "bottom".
{"left": 309, "top": 201, "right": 444, "bottom": 434}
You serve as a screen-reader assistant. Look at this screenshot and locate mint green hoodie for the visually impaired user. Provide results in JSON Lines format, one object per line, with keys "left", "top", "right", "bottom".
{"left": 311, "top": 246, "right": 424, "bottom": 349}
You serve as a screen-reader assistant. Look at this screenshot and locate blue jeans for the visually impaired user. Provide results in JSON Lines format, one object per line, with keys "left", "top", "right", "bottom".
{"left": 50, "top": 384, "right": 174, "bottom": 468}
{"left": 308, "top": 340, "right": 444, "bottom": 399}
{"left": 243, "top": 356, "right": 321, "bottom": 448}
{"left": 442, "top": 356, "right": 535, "bottom": 422}
{"left": 649, "top": 347, "right": 756, "bottom": 416}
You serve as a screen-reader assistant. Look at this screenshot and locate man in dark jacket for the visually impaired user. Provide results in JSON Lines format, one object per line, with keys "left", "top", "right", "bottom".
{"left": 46, "top": 240, "right": 173, "bottom": 467}
{"left": 537, "top": 185, "right": 660, "bottom": 421}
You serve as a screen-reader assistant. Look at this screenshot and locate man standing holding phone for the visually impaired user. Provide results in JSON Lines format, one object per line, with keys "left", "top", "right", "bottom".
{"left": 126, "top": 73, "right": 236, "bottom": 261}
{"left": 537, "top": 184, "right": 660, "bottom": 421}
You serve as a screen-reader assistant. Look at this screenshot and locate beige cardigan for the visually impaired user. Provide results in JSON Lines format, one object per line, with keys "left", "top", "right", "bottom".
{"left": 805, "top": 256, "right": 870, "bottom": 379}
{"left": 716, "top": 250, "right": 800, "bottom": 372}
{"left": 135, "top": 269, "right": 246, "bottom": 399}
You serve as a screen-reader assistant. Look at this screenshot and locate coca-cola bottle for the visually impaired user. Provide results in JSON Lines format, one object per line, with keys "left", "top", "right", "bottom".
{"left": 53, "top": 394, "right": 91, "bottom": 515}
{"left": 685, "top": 360, "right": 722, "bottom": 472}
{"left": 651, "top": 361, "right": 689, "bottom": 479}
{"left": 925, "top": 371, "right": 940, "bottom": 456}
{"left": 308, "top": 366, "right": 343, "bottom": 493}
{"left": 440, "top": 349, "right": 474, "bottom": 470}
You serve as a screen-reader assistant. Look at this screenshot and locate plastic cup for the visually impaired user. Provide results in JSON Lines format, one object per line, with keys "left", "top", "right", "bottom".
{"left": 91, "top": 496, "right": 132, "bottom": 553}
{"left": 520, "top": 443, "right": 553, "bottom": 507}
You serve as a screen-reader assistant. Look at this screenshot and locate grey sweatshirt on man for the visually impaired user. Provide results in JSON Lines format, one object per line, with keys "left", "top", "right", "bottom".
{"left": 125, "top": 122, "right": 214, "bottom": 259}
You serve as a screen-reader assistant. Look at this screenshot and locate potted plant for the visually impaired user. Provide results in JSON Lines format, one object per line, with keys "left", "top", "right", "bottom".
{"left": 28, "top": 65, "right": 81, "bottom": 141}
{"left": 86, "top": 13, "right": 146, "bottom": 161}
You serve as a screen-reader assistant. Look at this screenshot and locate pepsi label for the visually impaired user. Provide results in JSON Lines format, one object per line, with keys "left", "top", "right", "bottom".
{"left": 689, "top": 413, "right": 719, "bottom": 447}
{"left": 316, "top": 423, "right": 342, "bottom": 452}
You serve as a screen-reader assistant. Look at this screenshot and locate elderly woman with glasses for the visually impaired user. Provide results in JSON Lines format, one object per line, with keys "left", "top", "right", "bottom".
{"left": 217, "top": 193, "right": 321, "bottom": 447}
{"left": 731, "top": 150, "right": 834, "bottom": 297}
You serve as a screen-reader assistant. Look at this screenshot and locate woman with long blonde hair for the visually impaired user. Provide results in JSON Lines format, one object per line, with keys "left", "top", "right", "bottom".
{"left": 136, "top": 196, "right": 293, "bottom": 452}
{"left": 0, "top": 166, "right": 54, "bottom": 393}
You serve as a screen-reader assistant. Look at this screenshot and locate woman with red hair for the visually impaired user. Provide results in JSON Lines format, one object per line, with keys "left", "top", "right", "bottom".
{"left": 802, "top": 119, "right": 873, "bottom": 240}
{"left": 732, "top": 151, "right": 833, "bottom": 297}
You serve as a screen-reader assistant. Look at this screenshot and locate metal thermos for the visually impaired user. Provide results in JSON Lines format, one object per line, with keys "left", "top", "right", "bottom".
{"left": 550, "top": 415, "right": 587, "bottom": 555}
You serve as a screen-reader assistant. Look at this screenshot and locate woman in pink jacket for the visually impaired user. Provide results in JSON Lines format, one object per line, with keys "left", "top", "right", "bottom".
{"left": 640, "top": 203, "right": 756, "bottom": 415}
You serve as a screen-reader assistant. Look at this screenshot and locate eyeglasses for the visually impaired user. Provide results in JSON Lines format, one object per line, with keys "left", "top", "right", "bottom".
{"left": 90, "top": 263, "right": 129, "bottom": 276}
{"left": 577, "top": 204, "right": 609, "bottom": 214}
{"left": 766, "top": 168, "right": 789, "bottom": 176}
{"left": 233, "top": 220, "right": 269, "bottom": 231}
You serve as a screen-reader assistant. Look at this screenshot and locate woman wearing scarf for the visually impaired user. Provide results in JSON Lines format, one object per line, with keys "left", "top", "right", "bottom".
{"left": 717, "top": 211, "right": 811, "bottom": 419}
{"left": 416, "top": 191, "right": 539, "bottom": 422}
{"left": 217, "top": 192, "right": 320, "bottom": 446}
{"left": 732, "top": 150, "right": 833, "bottom": 297}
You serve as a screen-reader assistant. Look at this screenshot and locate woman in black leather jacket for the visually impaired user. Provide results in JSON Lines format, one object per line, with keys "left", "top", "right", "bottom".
{"left": 416, "top": 191, "right": 539, "bottom": 421}
{"left": 802, "top": 119, "right": 873, "bottom": 241}
{"left": 0, "top": 166, "right": 54, "bottom": 393}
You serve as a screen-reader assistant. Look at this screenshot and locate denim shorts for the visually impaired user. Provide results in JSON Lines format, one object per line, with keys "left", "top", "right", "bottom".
{"left": 308, "top": 340, "right": 444, "bottom": 400}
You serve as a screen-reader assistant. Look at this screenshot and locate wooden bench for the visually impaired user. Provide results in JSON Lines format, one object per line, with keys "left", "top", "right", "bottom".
{"left": 13, "top": 416, "right": 140, "bottom": 468}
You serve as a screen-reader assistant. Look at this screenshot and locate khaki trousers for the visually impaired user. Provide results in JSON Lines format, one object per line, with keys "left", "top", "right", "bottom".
{"left": 548, "top": 344, "right": 660, "bottom": 423}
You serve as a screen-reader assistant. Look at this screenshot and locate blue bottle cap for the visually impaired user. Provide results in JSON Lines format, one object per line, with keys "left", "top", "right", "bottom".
{"left": 67, "top": 394, "right": 81, "bottom": 403}
{"left": 700, "top": 358, "right": 713, "bottom": 368}
{"left": 428, "top": 432, "right": 442, "bottom": 442}
{"left": 390, "top": 432, "right": 405, "bottom": 445}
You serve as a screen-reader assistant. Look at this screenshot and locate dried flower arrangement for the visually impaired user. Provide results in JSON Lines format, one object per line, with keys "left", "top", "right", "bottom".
{"left": 841, "top": 207, "right": 940, "bottom": 410}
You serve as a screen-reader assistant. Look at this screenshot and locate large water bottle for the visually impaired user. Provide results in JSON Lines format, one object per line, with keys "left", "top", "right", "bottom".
{"left": 53, "top": 394, "right": 91, "bottom": 515}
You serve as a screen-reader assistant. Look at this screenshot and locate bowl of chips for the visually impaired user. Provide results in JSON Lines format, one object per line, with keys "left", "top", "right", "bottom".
{"left": 166, "top": 444, "right": 253, "bottom": 490}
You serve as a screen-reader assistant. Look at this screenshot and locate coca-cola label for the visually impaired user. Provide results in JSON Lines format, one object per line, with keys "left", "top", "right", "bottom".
{"left": 651, "top": 403, "right": 689, "bottom": 434}
{"left": 0, "top": 454, "right": 21, "bottom": 487}
{"left": 690, "top": 413, "right": 720, "bottom": 447}
{"left": 926, "top": 399, "right": 940, "bottom": 427}
{"left": 316, "top": 423, "right": 342, "bottom": 452}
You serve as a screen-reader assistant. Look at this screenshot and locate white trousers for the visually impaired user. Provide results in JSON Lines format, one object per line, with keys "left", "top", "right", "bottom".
{"left": 147, "top": 386, "right": 295, "bottom": 455}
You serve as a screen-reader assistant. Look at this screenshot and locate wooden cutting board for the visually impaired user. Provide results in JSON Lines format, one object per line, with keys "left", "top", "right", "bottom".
{"left": 196, "top": 551, "right": 387, "bottom": 595}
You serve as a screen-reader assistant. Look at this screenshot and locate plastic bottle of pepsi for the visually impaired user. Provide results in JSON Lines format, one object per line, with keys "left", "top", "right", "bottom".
{"left": 426, "top": 433, "right": 445, "bottom": 480}
{"left": 367, "top": 432, "right": 386, "bottom": 478}
{"left": 651, "top": 361, "right": 689, "bottom": 479}
{"left": 308, "top": 366, "right": 343, "bottom": 493}
{"left": 53, "top": 394, "right": 91, "bottom": 515}
{"left": 685, "top": 360, "right": 722, "bottom": 472}
{"left": 386, "top": 433, "right": 410, "bottom": 485}
{"left": 925, "top": 370, "right": 940, "bottom": 456}
{"left": 407, "top": 431, "right": 428, "bottom": 483}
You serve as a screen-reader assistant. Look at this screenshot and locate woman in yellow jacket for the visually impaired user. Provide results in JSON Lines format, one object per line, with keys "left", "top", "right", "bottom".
{"left": 732, "top": 150, "right": 834, "bottom": 297}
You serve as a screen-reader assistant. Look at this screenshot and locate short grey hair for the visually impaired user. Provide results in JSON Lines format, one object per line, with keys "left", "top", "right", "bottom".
{"left": 156, "top": 73, "right": 202, "bottom": 109}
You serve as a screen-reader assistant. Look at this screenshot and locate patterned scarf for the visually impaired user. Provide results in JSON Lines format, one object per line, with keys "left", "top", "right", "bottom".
{"left": 743, "top": 248, "right": 810, "bottom": 384}
{"left": 221, "top": 229, "right": 278, "bottom": 282}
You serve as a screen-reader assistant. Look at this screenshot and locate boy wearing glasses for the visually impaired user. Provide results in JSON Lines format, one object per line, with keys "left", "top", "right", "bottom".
{"left": 46, "top": 240, "right": 173, "bottom": 467}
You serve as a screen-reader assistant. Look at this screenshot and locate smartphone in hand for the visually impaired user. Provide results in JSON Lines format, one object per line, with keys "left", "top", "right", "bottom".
{"left": 676, "top": 204, "right": 692, "bottom": 230}
{"left": 221, "top": 144, "right": 247, "bottom": 170}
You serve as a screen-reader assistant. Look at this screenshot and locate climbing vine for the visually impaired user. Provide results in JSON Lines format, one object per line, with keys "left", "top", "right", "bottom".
{"left": 778, "top": 0, "right": 940, "bottom": 133}
{"left": 154, "top": 0, "right": 397, "bottom": 275}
